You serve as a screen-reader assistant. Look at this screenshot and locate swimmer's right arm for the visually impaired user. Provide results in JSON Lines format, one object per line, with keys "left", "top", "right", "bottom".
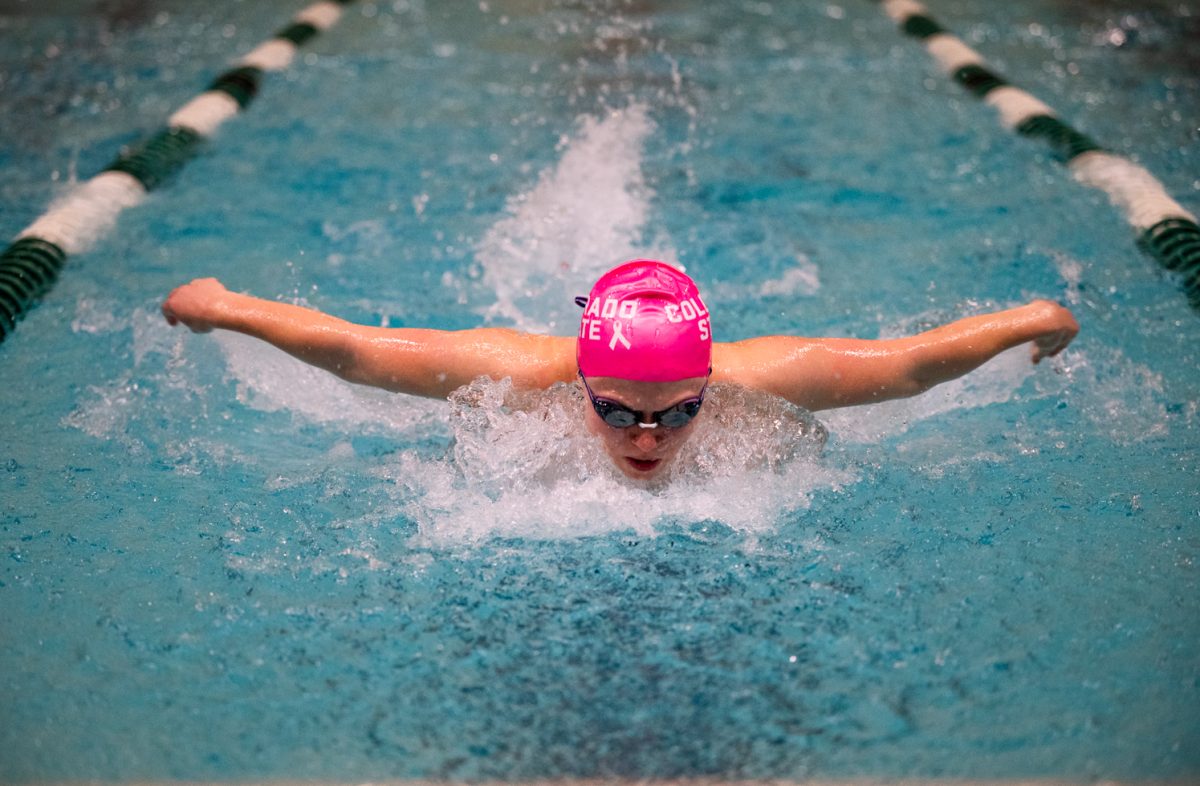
{"left": 162, "top": 278, "right": 577, "bottom": 398}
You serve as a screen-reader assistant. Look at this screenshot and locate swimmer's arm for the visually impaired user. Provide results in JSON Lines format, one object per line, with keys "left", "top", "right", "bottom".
{"left": 162, "top": 278, "right": 577, "bottom": 398}
{"left": 719, "top": 300, "right": 1078, "bottom": 411}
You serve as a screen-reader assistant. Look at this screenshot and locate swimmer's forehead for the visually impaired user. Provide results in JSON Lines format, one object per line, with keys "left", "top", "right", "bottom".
{"left": 583, "top": 374, "right": 708, "bottom": 402}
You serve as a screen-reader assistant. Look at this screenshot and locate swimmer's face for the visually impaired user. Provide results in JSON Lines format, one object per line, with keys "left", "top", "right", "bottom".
{"left": 581, "top": 375, "right": 708, "bottom": 481}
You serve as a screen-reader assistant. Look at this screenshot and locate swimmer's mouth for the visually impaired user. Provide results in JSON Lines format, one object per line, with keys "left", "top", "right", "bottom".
{"left": 625, "top": 457, "right": 661, "bottom": 473}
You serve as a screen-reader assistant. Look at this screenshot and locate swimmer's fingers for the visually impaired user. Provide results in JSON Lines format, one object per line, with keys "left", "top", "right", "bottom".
{"left": 1029, "top": 301, "right": 1079, "bottom": 363}
{"left": 162, "top": 305, "right": 212, "bottom": 333}
{"left": 162, "top": 277, "right": 227, "bottom": 333}
{"left": 161, "top": 297, "right": 186, "bottom": 329}
{"left": 1031, "top": 330, "right": 1070, "bottom": 363}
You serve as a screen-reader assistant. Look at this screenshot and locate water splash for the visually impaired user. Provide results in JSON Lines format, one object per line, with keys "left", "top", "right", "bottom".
{"left": 215, "top": 330, "right": 447, "bottom": 435}
{"left": 755, "top": 260, "right": 822, "bottom": 297}
{"left": 62, "top": 296, "right": 1173, "bottom": 553}
{"left": 476, "top": 103, "right": 676, "bottom": 333}
{"left": 1032, "top": 345, "right": 1171, "bottom": 445}
{"left": 822, "top": 346, "right": 1038, "bottom": 444}
{"left": 62, "top": 307, "right": 447, "bottom": 459}
{"left": 385, "top": 377, "right": 846, "bottom": 547}
{"left": 822, "top": 339, "right": 1170, "bottom": 448}
{"left": 71, "top": 295, "right": 127, "bottom": 335}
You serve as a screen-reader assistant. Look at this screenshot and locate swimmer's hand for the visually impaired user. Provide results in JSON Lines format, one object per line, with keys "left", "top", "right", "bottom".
{"left": 1028, "top": 299, "right": 1079, "bottom": 364}
{"left": 162, "top": 277, "right": 230, "bottom": 333}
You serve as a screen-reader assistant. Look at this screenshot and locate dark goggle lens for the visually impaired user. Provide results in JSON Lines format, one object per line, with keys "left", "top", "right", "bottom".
{"left": 596, "top": 402, "right": 638, "bottom": 428}
{"left": 595, "top": 398, "right": 702, "bottom": 428}
{"left": 579, "top": 372, "right": 708, "bottom": 429}
{"left": 657, "top": 399, "right": 702, "bottom": 427}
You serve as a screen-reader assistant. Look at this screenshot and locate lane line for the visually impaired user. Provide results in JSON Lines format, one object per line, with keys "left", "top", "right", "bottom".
{"left": 0, "top": 0, "right": 359, "bottom": 344}
{"left": 877, "top": 0, "right": 1200, "bottom": 309}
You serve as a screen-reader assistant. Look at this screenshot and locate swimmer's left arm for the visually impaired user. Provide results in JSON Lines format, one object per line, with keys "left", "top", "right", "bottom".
{"left": 719, "top": 299, "right": 1078, "bottom": 411}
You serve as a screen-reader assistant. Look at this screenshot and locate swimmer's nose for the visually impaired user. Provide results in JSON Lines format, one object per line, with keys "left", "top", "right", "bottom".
{"left": 631, "top": 429, "right": 661, "bottom": 452}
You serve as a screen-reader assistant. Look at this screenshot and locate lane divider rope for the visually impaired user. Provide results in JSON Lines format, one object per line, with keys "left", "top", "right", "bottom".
{"left": 878, "top": 0, "right": 1200, "bottom": 309}
{"left": 0, "top": 0, "right": 358, "bottom": 344}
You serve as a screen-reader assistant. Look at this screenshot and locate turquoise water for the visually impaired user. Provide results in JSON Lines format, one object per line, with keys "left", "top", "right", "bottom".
{"left": 1, "top": 0, "right": 1198, "bottom": 781}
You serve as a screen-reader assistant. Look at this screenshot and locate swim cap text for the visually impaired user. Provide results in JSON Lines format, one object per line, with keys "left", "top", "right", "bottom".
{"left": 579, "top": 295, "right": 711, "bottom": 345}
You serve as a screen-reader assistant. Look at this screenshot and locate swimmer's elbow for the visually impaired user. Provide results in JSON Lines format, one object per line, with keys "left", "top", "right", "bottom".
{"left": 841, "top": 348, "right": 932, "bottom": 406}
{"left": 846, "top": 356, "right": 935, "bottom": 406}
{"left": 893, "top": 341, "right": 964, "bottom": 399}
{"left": 904, "top": 368, "right": 940, "bottom": 398}
{"left": 337, "top": 335, "right": 411, "bottom": 392}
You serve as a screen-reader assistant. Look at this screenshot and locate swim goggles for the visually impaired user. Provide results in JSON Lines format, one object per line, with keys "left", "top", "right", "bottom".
{"left": 579, "top": 372, "right": 708, "bottom": 429}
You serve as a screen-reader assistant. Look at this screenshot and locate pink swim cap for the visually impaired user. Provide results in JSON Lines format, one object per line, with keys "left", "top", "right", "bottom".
{"left": 576, "top": 259, "right": 712, "bottom": 382}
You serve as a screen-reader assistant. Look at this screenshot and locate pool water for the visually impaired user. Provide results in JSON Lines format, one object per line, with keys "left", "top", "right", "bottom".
{"left": 1, "top": 0, "right": 1198, "bottom": 781}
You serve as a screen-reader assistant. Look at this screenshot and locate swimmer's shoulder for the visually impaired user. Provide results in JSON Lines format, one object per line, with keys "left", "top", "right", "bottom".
{"left": 712, "top": 336, "right": 826, "bottom": 406}
{"left": 480, "top": 329, "right": 577, "bottom": 387}
{"left": 712, "top": 336, "right": 809, "bottom": 380}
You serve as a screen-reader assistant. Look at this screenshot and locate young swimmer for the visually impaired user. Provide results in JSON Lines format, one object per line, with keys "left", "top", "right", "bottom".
{"left": 162, "top": 259, "right": 1079, "bottom": 480}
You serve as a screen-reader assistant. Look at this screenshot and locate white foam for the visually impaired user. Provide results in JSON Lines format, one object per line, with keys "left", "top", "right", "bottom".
{"left": 387, "top": 378, "right": 847, "bottom": 547}
{"left": 1030, "top": 346, "right": 1170, "bottom": 445}
{"left": 132, "top": 305, "right": 179, "bottom": 365}
{"left": 214, "top": 330, "right": 448, "bottom": 435}
{"left": 476, "top": 104, "right": 675, "bottom": 333}
{"left": 821, "top": 345, "right": 1037, "bottom": 443}
{"left": 65, "top": 306, "right": 447, "bottom": 472}
{"left": 64, "top": 374, "right": 144, "bottom": 443}
{"left": 1051, "top": 251, "right": 1085, "bottom": 306}
{"left": 71, "top": 296, "right": 126, "bottom": 335}
{"left": 816, "top": 311, "right": 1171, "bottom": 449}
{"left": 64, "top": 308, "right": 211, "bottom": 452}
{"left": 756, "top": 258, "right": 822, "bottom": 297}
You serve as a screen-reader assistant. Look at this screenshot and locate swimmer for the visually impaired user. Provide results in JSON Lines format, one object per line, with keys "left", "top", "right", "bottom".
{"left": 162, "top": 259, "right": 1078, "bottom": 480}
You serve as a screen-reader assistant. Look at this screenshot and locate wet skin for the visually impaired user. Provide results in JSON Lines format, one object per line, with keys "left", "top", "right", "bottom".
{"left": 581, "top": 375, "right": 709, "bottom": 481}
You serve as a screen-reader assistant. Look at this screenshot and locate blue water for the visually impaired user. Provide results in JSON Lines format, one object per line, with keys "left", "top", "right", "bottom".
{"left": 2, "top": 0, "right": 1198, "bottom": 781}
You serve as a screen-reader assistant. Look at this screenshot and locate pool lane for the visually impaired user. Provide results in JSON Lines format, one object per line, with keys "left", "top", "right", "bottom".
{"left": 0, "top": 1, "right": 359, "bottom": 344}
{"left": 876, "top": 0, "right": 1200, "bottom": 309}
